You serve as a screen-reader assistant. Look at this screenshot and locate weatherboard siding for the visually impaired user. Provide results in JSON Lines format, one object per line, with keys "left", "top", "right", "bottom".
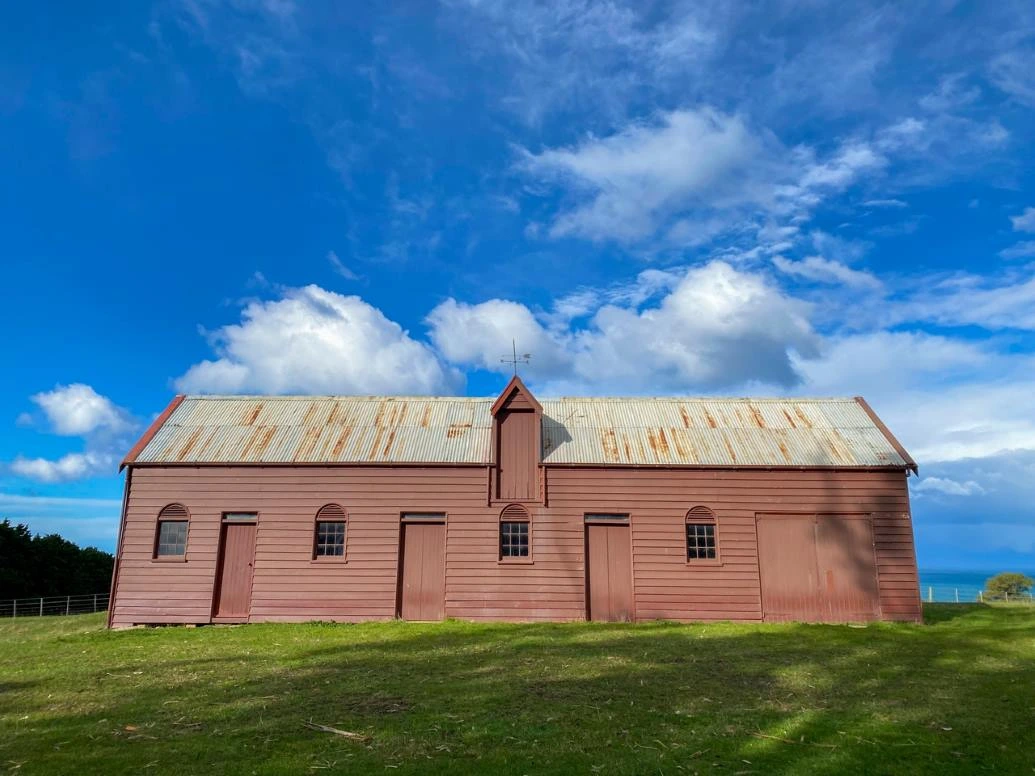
{"left": 546, "top": 467, "right": 920, "bottom": 622}
{"left": 110, "top": 465, "right": 921, "bottom": 626}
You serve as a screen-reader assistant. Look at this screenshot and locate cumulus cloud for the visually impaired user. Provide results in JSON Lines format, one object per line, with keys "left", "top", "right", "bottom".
{"left": 772, "top": 256, "right": 883, "bottom": 290}
{"left": 30, "top": 384, "right": 133, "bottom": 436}
{"left": 10, "top": 452, "right": 116, "bottom": 483}
{"left": 176, "top": 284, "right": 460, "bottom": 395}
{"left": 913, "top": 476, "right": 986, "bottom": 496}
{"left": 429, "top": 261, "right": 820, "bottom": 392}
{"left": 1010, "top": 207, "right": 1035, "bottom": 233}
{"left": 426, "top": 298, "right": 572, "bottom": 378}
{"left": 8, "top": 385, "right": 136, "bottom": 483}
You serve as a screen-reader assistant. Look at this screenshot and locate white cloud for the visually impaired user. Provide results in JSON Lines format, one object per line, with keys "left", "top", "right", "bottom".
{"left": 10, "top": 452, "right": 116, "bottom": 483}
{"left": 794, "top": 330, "right": 992, "bottom": 395}
{"left": 990, "top": 47, "right": 1035, "bottom": 107}
{"left": 809, "top": 230, "right": 871, "bottom": 263}
{"left": 793, "top": 330, "right": 1035, "bottom": 464}
{"left": 1010, "top": 207, "right": 1035, "bottom": 233}
{"left": 772, "top": 256, "right": 883, "bottom": 290}
{"left": 918, "top": 74, "right": 980, "bottom": 113}
{"left": 426, "top": 298, "right": 571, "bottom": 378}
{"left": 863, "top": 198, "right": 908, "bottom": 208}
{"left": 429, "top": 261, "right": 820, "bottom": 391}
{"left": 517, "top": 107, "right": 900, "bottom": 248}
{"left": 902, "top": 273, "right": 1035, "bottom": 330}
{"left": 30, "top": 384, "right": 132, "bottom": 436}
{"left": 9, "top": 385, "right": 136, "bottom": 483}
{"left": 913, "top": 476, "right": 985, "bottom": 496}
{"left": 176, "top": 284, "right": 460, "bottom": 395}
{"left": 327, "top": 250, "right": 358, "bottom": 280}
{"left": 520, "top": 108, "right": 771, "bottom": 243}
{"left": 573, "top": 261, "right": 819, "bottom": 390}
{"left": 441, "top": 0, "right": 720, "bottom": 125}
{"left": 999, "top": 241, "right": 1035, "bottom": 260}
{"left": 798, "top": 142, "right": 886, "bottom": 188}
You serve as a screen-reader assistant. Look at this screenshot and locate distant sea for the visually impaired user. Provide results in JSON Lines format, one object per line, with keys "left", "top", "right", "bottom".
{"left": 918, "top": 569, "right": 1035, "bottom": 603}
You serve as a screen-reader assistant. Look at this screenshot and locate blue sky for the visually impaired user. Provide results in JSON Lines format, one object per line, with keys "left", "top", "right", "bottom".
{"left": 2, "top": 1, "right": 1034, "bottom": 571}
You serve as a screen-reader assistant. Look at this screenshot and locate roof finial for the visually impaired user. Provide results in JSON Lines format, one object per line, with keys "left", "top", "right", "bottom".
{"left": 500, "top": 339, "right": 531, "bottom": 377}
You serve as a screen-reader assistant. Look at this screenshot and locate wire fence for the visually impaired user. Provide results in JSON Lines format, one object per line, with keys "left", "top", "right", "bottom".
{"left": 0, "top": 593, "right": 109, "bottom": 618}
{"left": 922, "top": 585, "right": 1035, "bottom": 604}
{"left": 1, "top": 588, "right": 1031, "bottom": 618}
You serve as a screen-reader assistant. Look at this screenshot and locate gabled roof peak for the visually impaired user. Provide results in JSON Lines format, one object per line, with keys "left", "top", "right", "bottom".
{"left": 490, "top": 375, "right": 542, "bottom": 416}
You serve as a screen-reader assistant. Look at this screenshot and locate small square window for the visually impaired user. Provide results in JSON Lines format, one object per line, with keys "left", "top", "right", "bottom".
{"left": 686, "top": 523, "right": 716, "bottom": 560}
{"left": 500, "top": 521, "right": 529, "bottom": 559}
{"left": 315, "top": 521, "right": 346, "bottom": 557}
{"left": 156, "top": 520, "right": 188, "bottom": 557}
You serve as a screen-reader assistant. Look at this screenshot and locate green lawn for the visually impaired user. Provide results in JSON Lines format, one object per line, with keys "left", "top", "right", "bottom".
{"left": 1, "top": 606, "right": 1033, "bottom": 774}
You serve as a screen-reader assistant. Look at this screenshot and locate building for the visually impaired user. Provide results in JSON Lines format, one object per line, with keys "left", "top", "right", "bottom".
{"left": 107, "top": 377, "right": 922, "bottom": 627}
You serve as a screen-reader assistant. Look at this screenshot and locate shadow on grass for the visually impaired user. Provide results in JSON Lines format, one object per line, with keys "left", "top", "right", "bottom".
{"left": 3, "top": 606, "right": 1034, "bottom": 775}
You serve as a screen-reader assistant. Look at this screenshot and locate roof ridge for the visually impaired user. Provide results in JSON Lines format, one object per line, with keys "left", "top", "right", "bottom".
{"left": 182, "top": 394, "right": 861, "bottom": 402}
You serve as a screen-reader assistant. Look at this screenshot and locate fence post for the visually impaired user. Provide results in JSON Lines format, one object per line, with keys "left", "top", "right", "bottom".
{"left": 1005, "top": 592, "right": 1009, "bottom": 603}
{"left": 979, "top": 591, "right": 983, "bottom": 603}
{"left": 928, "top": 586, "right": 933, "bottom": 603}
{"left": 93, "top": 594, "right": 98, "bottom": 613}
{"left": 39, "top": 597, "right": 43, "bottom": 616}
{"left": 954, "top": 588, "right": 959, "bottom": 603}
{"left": 12, "top": 599, "right": 15, "bottom": 618}
{"left": 65, "top": 595, "right": 71, "bottom": 616}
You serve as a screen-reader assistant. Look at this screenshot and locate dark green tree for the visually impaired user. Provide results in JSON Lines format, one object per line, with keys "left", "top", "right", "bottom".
{"left": 0, "top": 519, "right": 114, "bottom": 599}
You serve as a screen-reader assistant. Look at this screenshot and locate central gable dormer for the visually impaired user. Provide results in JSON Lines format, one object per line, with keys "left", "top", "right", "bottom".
{"left": 491, "top": 376, "right": 542, "bottom": 502}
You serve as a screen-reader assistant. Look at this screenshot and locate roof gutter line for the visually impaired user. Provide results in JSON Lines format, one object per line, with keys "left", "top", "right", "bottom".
{"left": 540, "top": 463, "right": 912, "bottom": 472}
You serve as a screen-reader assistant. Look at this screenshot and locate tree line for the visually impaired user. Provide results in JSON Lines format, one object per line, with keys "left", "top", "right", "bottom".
{"left": 0, "top": 519, "right": 114, "bottom": 599}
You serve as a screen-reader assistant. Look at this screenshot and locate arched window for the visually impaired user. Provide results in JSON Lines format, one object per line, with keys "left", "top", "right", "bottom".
{"left": 314, "top": 504, "right": 347, "bottom": 559}
{"left": 685, "top": 506, "right": 717, "bottom": 561}
{"left": 154, "top": 503, "right": 189, "bottom": 558}
{"left": 499, "top": 504, "right": 531, "bottom": 561}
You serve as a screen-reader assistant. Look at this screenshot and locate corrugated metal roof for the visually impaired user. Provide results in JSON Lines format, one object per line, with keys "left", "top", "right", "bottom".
{"left": 131, "top": 395, "right": 911, "bottom": 469}
{"left": 539, "top": 398, "right": 909, "bottom": 468}
{"left": 135, "top": 396, "right": 494, "bottom": 465}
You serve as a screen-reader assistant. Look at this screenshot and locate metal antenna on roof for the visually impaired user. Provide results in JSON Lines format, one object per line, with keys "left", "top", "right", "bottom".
{"left": 500, "top": 339, "right": 531, "bottom": 376}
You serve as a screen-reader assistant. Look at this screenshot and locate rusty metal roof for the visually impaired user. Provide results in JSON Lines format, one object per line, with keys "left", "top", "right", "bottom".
{"left": 539, "top": 398, "right": 911, "bottom": 468}
{"left": 130, "top": 395, "right": 912, "bottom": 469}
{"left": 134, "top": 396, "right": 494, "bottom": 465}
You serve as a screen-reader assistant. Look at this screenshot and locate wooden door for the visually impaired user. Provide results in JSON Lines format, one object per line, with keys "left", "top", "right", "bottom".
{"left": 399, "top": 522, "right": 446, "bottom": 621}
{"left": 757, "top": 516, "right": 822, "bottom": 622}
{"left": 758, "top": 515, "right": 880, "bottom": 622}
{"left": 497, "top": 410, "right": 537, "bottom": 500}
{"left": 585, "top": 524, "right": 633, "bottom": 622}
{"left": 213, "top": 522, "right": 256, "bottom": 620}
{"left": 815, "top": 517, "right": 880, "bottom": 621}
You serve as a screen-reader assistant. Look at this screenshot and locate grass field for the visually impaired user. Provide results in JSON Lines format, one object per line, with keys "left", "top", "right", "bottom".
{"left": 1, "top": 606, "right": 1033, "bottom": 775}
